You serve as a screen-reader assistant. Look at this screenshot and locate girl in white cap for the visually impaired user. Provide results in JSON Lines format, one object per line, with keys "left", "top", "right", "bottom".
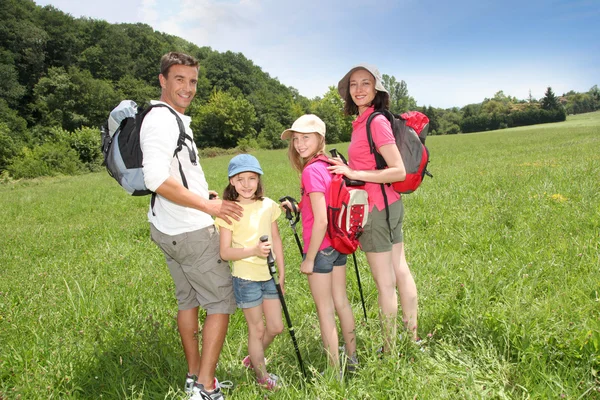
{"left": 214, "top": 154, "right": 284, "bottom": 390}
{"left": 330, "top": 64, "right": 419, "bottom": 354}
{"left": 281, "top": 115, "right": 358, "bottom": 375}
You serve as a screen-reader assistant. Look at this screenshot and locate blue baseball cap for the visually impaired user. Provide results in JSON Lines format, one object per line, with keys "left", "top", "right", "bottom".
{"left": 228, "top": 154, "right": 263, "bottom": 178}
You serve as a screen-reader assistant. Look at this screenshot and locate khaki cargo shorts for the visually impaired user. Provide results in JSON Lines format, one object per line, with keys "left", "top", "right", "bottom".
{"left": 150, "top": 224, "right": 236, "bottom": 314}
{"left": 359, "top": 198, "right": 404, "bottom": 253}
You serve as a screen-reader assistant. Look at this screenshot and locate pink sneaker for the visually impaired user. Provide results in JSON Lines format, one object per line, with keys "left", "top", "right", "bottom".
{"left": 256, "top": 373, "right": 280, "bottom": 391}
{"left": 242, "top": 355, "right": 254, "bottom": 370}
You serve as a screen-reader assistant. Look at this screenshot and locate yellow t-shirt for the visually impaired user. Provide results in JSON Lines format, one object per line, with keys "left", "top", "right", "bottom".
{"left": 214, "top": 198, "right": 281, "bottom": 281}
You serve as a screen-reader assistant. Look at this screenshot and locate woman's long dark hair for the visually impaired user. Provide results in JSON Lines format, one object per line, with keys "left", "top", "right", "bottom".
{"left": 343, "top": 90, "right": 390, "bottom": 116}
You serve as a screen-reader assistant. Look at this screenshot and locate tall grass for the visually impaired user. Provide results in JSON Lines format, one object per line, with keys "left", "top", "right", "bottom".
{"left": 1, "top": 112, "right": 599, "bottom": 399}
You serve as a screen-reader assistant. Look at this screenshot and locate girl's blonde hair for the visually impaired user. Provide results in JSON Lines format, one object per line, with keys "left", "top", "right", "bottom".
{"left": 287, "top": 132, "right": 327, "bottom": 174}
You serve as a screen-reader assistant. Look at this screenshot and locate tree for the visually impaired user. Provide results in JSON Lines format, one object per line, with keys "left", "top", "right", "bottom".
{"left": 0, "top": 50, "right": 26, "bottom": 107}
{"left": 311, "top": 86, "right": 351, "bottom": 143}
{"left": 381, "top": 74, "right": 416, "bottom": 114}
{"left": 189, "top": 89, "right": 257, "bottom": 149}
{"left": 589, "top": 85, "right": 600, "bottom": 110}
{"left": 541, "top": 87, "right": 560, "bottom": 110}
{"left": 32, "top": 66, "right": 121, "bottom": 130}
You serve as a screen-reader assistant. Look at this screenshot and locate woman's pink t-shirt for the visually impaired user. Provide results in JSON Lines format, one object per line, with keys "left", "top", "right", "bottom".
{"left": 348, "top": 106, "right": 401, "bottom": 212}
{"left": 299, "top": 160, "right": 332, "bottom": 253}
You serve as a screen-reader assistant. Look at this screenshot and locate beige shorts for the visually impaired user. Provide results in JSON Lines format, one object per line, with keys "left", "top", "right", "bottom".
{"left": 359, "top": 198, "right": 404, "bottom": 253}
{"left": 150, "top": 224, "right": 236, "bottom": 314}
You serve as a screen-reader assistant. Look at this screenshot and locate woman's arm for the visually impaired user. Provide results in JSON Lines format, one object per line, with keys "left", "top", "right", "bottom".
{"left": 327, "top": 143, "right": 406, "bottom": 183}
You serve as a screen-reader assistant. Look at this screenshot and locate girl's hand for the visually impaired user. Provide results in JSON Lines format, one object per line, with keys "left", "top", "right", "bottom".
{"left": 300, "top": 259, "right": 314, "bottom": 275}
{"left": 280, "top": 200, "right": 294, "bottom": 214}
{"left": 255, "top": 239, "right": 271, "bottom": 258}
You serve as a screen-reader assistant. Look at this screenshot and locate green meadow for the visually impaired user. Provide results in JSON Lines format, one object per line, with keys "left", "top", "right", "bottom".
{"left": 1, "top": 112, "right": 599, "bottom": 399}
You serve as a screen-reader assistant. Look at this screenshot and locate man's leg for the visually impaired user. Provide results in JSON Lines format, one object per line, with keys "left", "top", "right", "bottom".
{"left": 197, "top": 313, "right": 230, "bottom": 391}
{"left": 178, "top": 307, "right": 201, "bottom": 377}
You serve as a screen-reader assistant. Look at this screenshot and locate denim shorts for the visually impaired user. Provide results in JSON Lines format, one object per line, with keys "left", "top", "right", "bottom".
{"left": 302, "top": 246, "right": 348, "bottom": 274}
{"left": 232, "top": 277, "right": 279, "bottom": 309}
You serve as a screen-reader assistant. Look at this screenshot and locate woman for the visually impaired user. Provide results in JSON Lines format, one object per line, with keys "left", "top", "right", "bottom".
{"left": 329, "top": 64, "right": 418, "bottom": 354}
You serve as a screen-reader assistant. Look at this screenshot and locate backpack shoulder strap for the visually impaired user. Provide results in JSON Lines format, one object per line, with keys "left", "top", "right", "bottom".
{"left": 305, "top": 154, "right": 333, "bottom": 168}
{"left": 365, "top": 109, "right": 394, "bottom": 170}
{"left": 142, "top": 104, "right": 197, "bottom": 166}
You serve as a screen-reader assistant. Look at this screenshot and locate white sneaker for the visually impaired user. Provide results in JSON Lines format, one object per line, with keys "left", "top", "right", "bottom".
{"left": 184, "top": 373, "right": 197, "bottom": 395}
{"left": 190, "top": 377, "right": 232, "bottom": 400}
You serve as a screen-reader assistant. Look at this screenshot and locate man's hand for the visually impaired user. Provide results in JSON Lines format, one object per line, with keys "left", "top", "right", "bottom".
{"left": 206, "top": 199, "right": 243, "bottom": 224}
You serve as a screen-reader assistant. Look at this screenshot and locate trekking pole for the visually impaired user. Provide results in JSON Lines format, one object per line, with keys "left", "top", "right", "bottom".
{"left": 278, "top": 196, "right": 303, "bottom": 257}
{"left": 260, "top": 235, "right": 307, "bottom": 378}
{"left": 330, "top": 148, "right": 369, "bottom": 322}
{"left": 352, "top": 252, "right": 368, "bottom": 323}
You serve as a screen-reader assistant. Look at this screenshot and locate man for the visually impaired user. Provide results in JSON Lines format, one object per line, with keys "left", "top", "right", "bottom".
{"left": 140, "top": 51, "right": 242, "bottom": 400}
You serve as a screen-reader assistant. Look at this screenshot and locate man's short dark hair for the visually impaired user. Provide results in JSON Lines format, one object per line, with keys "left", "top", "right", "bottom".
{"left": 160, "top": 52, "right": 199, "bottom": 77}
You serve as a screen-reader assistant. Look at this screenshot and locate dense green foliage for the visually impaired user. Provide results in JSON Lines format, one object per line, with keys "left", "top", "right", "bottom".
{"left": 0, "top": 0, "right": 597, "bottom": 180}
{"left": 1, "top": 112, "right": 599, "bottom": 398}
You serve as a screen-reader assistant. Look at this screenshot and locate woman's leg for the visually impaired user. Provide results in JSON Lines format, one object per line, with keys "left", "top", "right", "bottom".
{"left": 331, "top": 265, "right": 356, "bottom": 358}
{"left": 307, "top": 273, "right": 339, "bottom": 367}
{"left": 242, "top": 305, "right": 269, "bottom": 380}
{"left": 366, "top": 250, "right": 398, "bottom": 353}
{"left": 261, "top": 298, "right": 284, "bottom": 351}
{"left": 392, "top": 242, "right": 418, "bottom": 340}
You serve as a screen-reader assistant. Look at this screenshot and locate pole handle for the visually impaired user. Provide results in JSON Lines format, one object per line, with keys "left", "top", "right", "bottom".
{"left": 260, "top": 235, "right": 276, "bottom": 275}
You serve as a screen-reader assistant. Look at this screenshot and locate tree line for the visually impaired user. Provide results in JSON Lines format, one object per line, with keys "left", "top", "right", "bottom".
{"left": 1, "top": 0, "right": 598, "bottom": 180}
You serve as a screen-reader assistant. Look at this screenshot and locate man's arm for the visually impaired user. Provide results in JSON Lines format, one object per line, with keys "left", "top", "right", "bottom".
{"left": 155, "top": 177, "right": 242, "bottom": 224}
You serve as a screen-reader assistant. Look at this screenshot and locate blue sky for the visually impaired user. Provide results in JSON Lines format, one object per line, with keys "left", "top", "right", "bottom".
{"left": 35, "top": 0, "right": 599, "bottom": 109}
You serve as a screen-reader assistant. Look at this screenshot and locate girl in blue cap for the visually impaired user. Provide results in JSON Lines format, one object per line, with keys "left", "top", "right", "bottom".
{"left": 214, "top": 154, "right": 284, "bottom": 390}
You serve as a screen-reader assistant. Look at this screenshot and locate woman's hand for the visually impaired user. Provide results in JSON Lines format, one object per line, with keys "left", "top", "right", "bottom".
{"left": 327, "top": 163, "right": 357, "bottom": 180}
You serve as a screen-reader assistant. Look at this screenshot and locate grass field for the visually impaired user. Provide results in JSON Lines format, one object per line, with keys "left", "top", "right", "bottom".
{"left": 1, "top": 112, "right": 599, "bottom": 399}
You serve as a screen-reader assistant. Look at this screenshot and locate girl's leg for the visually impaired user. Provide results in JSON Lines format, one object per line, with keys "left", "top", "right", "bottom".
{"left": 392, "top": 242, "right": 418, "bottom": 340}
{"left": 261, "top": 298, "right": 284, "bottom": 352}
{"left": 307, "top": 273, "right": 339, "bottom": 367}
{"left": 242, "top": 305, "right": 269, "bottom": 380}
{"left": 331, "top": 265, "right": 356, "bottom": 358}
{"left": 366, "top": 250, "right": 398, "bottom": 353}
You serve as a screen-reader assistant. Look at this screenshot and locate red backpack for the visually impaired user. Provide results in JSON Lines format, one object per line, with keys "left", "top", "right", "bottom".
{"left": 366, "top": 110, "right": 432, "bottom": 194}
{"left": 304, "top": 155, "right": 369, "bottom": 254}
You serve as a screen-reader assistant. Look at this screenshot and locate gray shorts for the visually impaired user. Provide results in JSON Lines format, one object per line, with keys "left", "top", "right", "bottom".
{"left": 150, "top": 224, "right": 236, "bottom": 314}
{"left": 359, "top": 198, "right": 404, "bottom": 253}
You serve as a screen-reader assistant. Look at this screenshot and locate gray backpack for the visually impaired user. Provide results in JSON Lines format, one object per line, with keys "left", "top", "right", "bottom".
{"left": 100, "top": 101, "right": 197, "bottom": 196}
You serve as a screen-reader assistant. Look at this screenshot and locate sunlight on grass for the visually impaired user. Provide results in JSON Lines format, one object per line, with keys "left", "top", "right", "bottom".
{"left": 1, "top": 112, "right": 599, "bottom": 399}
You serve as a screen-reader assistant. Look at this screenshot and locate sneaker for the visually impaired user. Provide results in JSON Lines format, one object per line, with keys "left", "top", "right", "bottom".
{"left": 346, "top": 353, "right": 359, "bottom": 372}
{"left": 256, "top": 373, "right": 280, "bottom": 391}
{"left": 190, "top": 378, "right": 227, "bottom": 400}
{"left": 242, "top": 355, "right": 253, "bottom": 370}
{"left": 184, "top": 373, "right": 198, "bottom": 395}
